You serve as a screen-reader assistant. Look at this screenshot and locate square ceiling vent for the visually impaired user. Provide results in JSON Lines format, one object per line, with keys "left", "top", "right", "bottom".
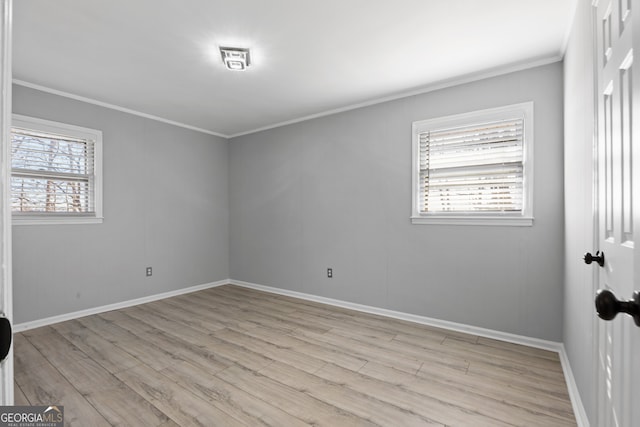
{"left": 220, "top": 47, "right": 251, "bottom": 71}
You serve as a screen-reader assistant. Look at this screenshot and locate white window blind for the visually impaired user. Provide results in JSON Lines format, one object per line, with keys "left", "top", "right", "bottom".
{"left": 411, "top": 103, "right": 533, "bottom": 226}
{"left": 418, "top": 118, "right": 524, "bottom": 213}
{"left": 11, "top": 115, "right": 103, "bottom": 225}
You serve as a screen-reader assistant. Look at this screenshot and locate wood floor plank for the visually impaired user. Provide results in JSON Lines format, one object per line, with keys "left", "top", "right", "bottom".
{"left": 13, "top": 333, "right": 48, "bottom": 372}
{"left": 206, "top": 286, "right": 300, "bottom": 316}
{"left": 13, "top": 285, "right": 577, "bottom": 426}
{"left": 329, "top": 326, "right": 471, "bottom": 372}
{"left": 477, "top": 336, "right": 561, "bottom": 361}
{"left": 290, "top": 328, "right": 424, "bottom": 374}
{"left": 159, "top": 360, "right": 287, "bottom": 426}
{"left": 23, "top": 326, "right": 175, "bottom": 426}
{"left": 13, "top": 382, "right": 30, "bottom": 406}
{"left": 192, "top": 288, "right": 333, "bottom": 334}
{"left": 120, "top": 304, "right": 216, "bottom": 345}
{"left": 216, "top": 364, "right": 379, "bottom": 427}
{"left": 361, "top": 361, "right": 576, "bottom": 427}
{"left": 229, "top": 324, "right": 369, "bottom": 371}
{"left": 13, "top": 334, "right": 111, "bottom": 426}
{"left": 441, "top": 335, "right": 564, "bottom": 374}
{"left": 115, "top": 363, "right": 246, "bottom": 427}
{"left": 416, "top": 357, "right": 575, "bottom": 420}
{"left": 22, "top": 326, "right": 88, "bottom": 366}
{"left": 84, "top": 384, "right": 173, "bottom": 427}
{"left": 258, "top": 361, "right": 444, "bottom": 426}
{"left": 110, "top": 302, "right": 275, "bottom": 373}
{"left": 78, "top": 314, "right": 185, "bottom": 372}
{"left": 101, "top": 311, "right": 243, "bottom": 374}
{"left": 314, "top": 362, "right": 513, "bottom": 427}
{"left": 145, "top": 299, "right": 227, "bottom": 333}
{"left": 161, "top": 295, "right": 256, "bottom": 331}
{"left": 317, "top": 319, "right": 397, "bottom": 342}
{"left": 22, "top": 327, "right": 124, "bottom": 393}
{"left": 52, "top": 319, "right": 141, "bottom": 374}
{"left": 213, "top": 328, "right": 326, "bottom": 374}
{"left": 160, "top": 361, "right": 310, "bottom": 426}
{"left": 465, "top": 359, "right": 572, "bottom": 400}
{"left": 393, "top": 330, "right": 566, "bottom": 389}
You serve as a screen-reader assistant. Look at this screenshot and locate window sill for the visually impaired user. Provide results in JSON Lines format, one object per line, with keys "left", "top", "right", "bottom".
{"left": 411, "top": 215, "right": 533, "bottom": 227}
{"left": 12, "top": 216, "right": 104, "bottom": 226}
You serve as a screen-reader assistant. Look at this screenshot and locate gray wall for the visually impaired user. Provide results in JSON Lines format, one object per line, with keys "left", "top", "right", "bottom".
{"left": 12, "top": 85, "right": 229, "bottom": 324}
{"left": 229, "top": 62, "right": 565, "bottom": 341}
{"left": 563, "top": 0, "right": 596, "bottom": 423}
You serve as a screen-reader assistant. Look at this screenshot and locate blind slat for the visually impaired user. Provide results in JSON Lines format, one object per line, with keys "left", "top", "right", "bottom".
{"left": 12, "top": 168, "right": 91, "bottom": 182}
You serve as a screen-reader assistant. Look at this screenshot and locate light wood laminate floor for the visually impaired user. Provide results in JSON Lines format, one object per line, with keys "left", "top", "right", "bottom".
{"left": 14, "top": 285, "right": 577, "bottom": 426}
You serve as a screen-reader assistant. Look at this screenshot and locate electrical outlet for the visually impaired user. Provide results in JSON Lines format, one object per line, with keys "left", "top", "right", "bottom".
{"left": 327, "top": 268, "right": 333, "bottom": 278}
{"left": 146, "top": 267, "right": 152, "bottom": 277}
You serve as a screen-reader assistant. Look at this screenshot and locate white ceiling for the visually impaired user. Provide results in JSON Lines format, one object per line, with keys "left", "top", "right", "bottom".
{"left": 13, "top": 0, "right": 577, "bottom": 138}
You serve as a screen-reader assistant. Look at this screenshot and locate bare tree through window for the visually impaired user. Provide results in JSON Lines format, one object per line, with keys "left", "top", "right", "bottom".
{"left": 11, "top": 128, "right": 94, "bottom": 214}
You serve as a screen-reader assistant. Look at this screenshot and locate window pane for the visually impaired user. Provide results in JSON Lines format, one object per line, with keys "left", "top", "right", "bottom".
{"left": 11, "top": 176, "right": 91, "bottom": 213}
{"left": 12, "top": 130, "right": 91, "bottom": 175}
{"left": 420, "top": 118, "right": 524, "bottom": 214}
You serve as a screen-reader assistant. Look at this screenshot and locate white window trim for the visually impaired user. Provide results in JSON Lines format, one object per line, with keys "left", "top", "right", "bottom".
{"left": 11, "top": 114, "right": 103, "bottom": 225}
{"left": 411, "top": 102, "right": 534, "bottom": 226}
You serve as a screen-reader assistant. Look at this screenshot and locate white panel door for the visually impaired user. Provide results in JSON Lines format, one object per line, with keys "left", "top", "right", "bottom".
{"left": 593, "top": 1, "right": 639, "bottom": 426}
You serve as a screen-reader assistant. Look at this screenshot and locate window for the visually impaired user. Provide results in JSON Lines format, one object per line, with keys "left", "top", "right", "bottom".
{"left": 411, "top": 102, "right": 533, "bottom": 226}
{"left": 11, "top": 115, "right": 103, "bottom": 225}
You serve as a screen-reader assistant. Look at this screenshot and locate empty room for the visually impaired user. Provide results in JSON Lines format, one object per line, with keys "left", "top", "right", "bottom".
{"left": 0, "top": 0, "right": 638, "bottom": 426}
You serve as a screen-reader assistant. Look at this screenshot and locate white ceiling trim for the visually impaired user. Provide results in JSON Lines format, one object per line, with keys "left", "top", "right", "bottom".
{"left": 228, "top": 54, "right": 563, "bottom": 138}
{"left": 13, "top": 54, "right": 563, "bottom": 140}
{"left": 12, "top": 79, "right": 229, "bottom": 139}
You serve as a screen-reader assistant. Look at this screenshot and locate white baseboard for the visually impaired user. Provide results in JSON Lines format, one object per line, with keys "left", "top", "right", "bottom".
{"left": 229, "top": 279, "right": 589, "bottom": 426}
{"left": 230, "top": 279, "right": 561, "bottom": 351}
{"left": 13, "top": 279, "right": 228, "bottom": 333}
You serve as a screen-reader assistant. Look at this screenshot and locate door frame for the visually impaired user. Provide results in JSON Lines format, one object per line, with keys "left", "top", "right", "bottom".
{"left": 0, "top": 0, "right": 12, "bottom": 405}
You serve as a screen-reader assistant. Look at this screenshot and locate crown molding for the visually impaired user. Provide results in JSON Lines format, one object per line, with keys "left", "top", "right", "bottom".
{"left": 12, "top": 79, "right": 230, "bottom": 138}
{"left": 228, "top": 55, "right": 563, "bottom": 138}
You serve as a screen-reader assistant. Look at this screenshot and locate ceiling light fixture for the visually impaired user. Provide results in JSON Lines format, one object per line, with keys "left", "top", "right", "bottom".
{"left": 220, "top": 47, "right": 251, "bottom": 71}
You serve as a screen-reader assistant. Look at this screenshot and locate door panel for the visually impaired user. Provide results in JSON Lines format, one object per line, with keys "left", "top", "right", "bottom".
{"left": 594, "top": 1, "right": 638, "bottom": 426}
